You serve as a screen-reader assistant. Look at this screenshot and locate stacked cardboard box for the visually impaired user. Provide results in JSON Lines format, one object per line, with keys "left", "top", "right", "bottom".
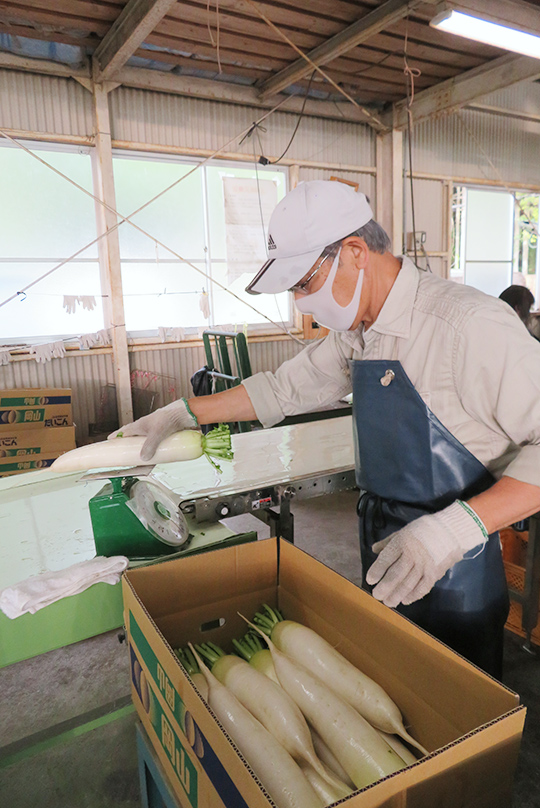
{"left": 124, "top": 538, "right": 525, "bottom": 808}
{"left": 0, "top": 388, "right": 75, "bottom": 476}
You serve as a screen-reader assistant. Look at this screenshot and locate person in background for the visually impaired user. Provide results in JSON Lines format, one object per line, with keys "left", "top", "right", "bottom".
{"left": 111, "top": 181, "right": 540, "bottom": 679}
{"left": 499, "top": 285, "right": 535, "bottom": 327}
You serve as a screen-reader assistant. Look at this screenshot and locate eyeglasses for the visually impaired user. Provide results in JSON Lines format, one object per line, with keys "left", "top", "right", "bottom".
{"left": 288, "top": 247, "right": 337, "bottom": 295}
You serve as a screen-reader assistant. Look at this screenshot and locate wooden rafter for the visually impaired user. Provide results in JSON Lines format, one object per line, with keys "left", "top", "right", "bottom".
{"left": 391, "top": 52, "right": 540, "bottom": 129}
{"left": 256, "top": 0, "right": 435, "bottom": 100}
{"left": 93, "top": 0, "right": 180, "bottom": 81}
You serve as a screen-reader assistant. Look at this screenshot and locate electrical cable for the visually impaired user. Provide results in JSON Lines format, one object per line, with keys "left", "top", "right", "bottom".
{"left": 250, "top": 131, "right": 298, "bottom": 343}
{"left": 403, "top": 15, "right": 422, "bottom": 269}
{"left": 259, "top": 70, "right": 316, "bottom": 166}
{"left": 243, "top": 0, "right": 385, "bottom": 131}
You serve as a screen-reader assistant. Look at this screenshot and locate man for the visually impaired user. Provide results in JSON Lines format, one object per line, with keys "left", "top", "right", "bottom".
{"left": 112, "top": 181, "right": 540, "bottom": 678}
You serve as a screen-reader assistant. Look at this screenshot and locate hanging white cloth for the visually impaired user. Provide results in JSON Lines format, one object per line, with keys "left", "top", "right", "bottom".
{"left": 171, "top": 327, "right": 185, "bottom": 342}
{"left": 63, "top": 295, "right": 79, "bottom": 314}
{"left": 79, "top": 296, "right": 96, "bottom": 311}
{"left": 78, "top": 329, "right": 111, "bottom": 350}
{"left": 199, "top": 290, "right": 210, "bottom": 319}
{"left": 30, "top": 341, "right": 66, "bottom": 363}
{"left": 0, "top": 349, "right": 12, "bottom": 365}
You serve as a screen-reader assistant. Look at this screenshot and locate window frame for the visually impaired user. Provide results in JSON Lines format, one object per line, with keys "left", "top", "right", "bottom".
{"left": 111, "top": 148, "right": 297, "bottom": 341}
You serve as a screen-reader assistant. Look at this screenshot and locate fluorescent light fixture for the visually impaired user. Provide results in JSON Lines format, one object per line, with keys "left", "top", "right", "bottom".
{"left": 430, "top": 9, "right": 540, "bottom": 59}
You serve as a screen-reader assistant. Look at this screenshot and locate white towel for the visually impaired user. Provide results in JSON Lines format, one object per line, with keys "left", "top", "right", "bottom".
{"left": 0, "top": 556, "right": 129, "bottom": 619}
{"left": 0, "top": 349, "right": 11, "bottom": 365}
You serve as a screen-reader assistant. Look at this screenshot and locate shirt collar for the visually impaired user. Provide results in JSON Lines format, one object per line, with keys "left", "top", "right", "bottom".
{"left": 340, "top": 256, "right": 420, "bottom": 350}
{"left": 365, "top": 255, "right": 419, "bottom": 340}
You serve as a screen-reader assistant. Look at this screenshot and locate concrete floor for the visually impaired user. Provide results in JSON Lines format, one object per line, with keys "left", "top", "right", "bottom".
{"left": 1, "top": 490, "right": 539, "bottom": 807}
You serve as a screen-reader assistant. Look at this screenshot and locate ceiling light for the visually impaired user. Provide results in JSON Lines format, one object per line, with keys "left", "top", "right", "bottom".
{"left": 430, "top": 8, "right": 540, "bottom": 59}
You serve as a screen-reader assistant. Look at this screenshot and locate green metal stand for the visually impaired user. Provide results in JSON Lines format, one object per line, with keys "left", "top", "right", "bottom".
{"left": 202, "top": 330, "right": 254, "bottom": 433}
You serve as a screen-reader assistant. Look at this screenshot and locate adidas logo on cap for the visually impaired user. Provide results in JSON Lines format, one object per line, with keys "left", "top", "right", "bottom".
{"left": 267, "top": 234, "right": 277, "bottom": 250}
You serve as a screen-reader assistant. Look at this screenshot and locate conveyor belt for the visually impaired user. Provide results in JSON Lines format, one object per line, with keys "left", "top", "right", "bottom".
{"left": 149, "top": 416, "right": 356, "bottom": 539}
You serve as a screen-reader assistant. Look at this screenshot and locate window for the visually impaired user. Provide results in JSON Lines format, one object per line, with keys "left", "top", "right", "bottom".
{"left": 112, "top": 152, "right": 289, "bottom": 336}
{"left": 0, "top": 142, "right": 102, "bottom": 342}
{"left": 0, "top": 143, "right": 290, "bottom": 344}
{"left": 451, "top": 185, "right": 540, "bottom": 301}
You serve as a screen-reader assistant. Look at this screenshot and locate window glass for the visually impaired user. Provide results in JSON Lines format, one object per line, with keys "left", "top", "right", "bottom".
{"left": 0, "top": 143, "right": 102, "bottom": 341}
{"left": 113, "top": 155, "right": 206, "bottom": 260}
{"left": 121, "top": 260, "right": 208, "bottom": 332}
{"left": 0, "top": 261, "right": 102, "bottom": 340}
{"left": 114, "top": 155, "right": 291, "bottom": 334}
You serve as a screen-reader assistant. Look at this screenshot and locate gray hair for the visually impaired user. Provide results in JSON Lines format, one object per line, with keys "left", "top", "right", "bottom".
{"left": 327, "top": 219, "right": 391, "bottom": 255}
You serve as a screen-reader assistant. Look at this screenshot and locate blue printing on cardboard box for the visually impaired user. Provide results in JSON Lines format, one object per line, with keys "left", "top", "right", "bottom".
{"left": 130, "top": 612, "right": 251, "bottom": 808}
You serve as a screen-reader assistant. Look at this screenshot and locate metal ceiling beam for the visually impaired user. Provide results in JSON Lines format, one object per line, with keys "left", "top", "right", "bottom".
{"left": 390, "top": 52, "right": 540, "bottom": 129}
{"left": 93, "top": 0, "right": 179, "bottom": 82}
{"left": 257, "top": 0, "right": 432, "bottom": 101}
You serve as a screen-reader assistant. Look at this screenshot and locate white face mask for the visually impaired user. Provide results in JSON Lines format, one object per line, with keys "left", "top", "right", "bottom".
{"left": 295, "top": 248, "right": 364, "bottom": 331}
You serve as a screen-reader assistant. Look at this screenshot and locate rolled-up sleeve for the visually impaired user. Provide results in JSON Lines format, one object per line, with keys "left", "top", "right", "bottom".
{"left": 456, "top": 308, "right": 540, "bottom": 487}
{"left": 241, "top": 333, "right": 354, "bottom": 428}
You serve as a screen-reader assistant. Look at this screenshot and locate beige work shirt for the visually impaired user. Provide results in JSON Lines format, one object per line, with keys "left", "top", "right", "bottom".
{"left": 242, "top": 256, "right": 540, "bottom": 486}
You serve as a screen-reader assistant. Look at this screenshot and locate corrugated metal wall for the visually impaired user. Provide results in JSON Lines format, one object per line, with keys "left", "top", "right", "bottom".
{"left": 0, "top": 70, "right": 93, "bottom": 136}
{"left": 412, "top": 107, "right": 540, "bottom": 186}
{"left": 109, "top": 86, "right": 375, "bottom": 168}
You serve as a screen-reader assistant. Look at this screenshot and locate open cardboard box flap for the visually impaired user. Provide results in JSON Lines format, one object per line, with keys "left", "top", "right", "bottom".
{"left": 123, "top": 537, "right": 525, "bottom": 808}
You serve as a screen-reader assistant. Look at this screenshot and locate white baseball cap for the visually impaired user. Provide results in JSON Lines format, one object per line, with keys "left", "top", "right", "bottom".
{"left": 246, "top": 180, "right": 373, "bottom": 295}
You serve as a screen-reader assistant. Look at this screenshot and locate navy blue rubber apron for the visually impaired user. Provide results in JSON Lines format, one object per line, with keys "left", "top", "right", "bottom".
{"left": 352, "top": 359, "right": 509, "bottom": 679}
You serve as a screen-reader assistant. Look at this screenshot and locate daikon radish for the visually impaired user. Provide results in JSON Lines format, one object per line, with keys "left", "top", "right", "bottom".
{"left": 196, "top": 642, "right": 350, "bottom": 795}
{"left": 175, "top": 647, "right": 209, "bottom": 702}
{"left": 377, "top": 731, "right": 419, "bottom": 766}
{"left": 298, "top": 760, "right": 353, "bottom": 806}
{"left": 233, "top": 632, "right": 280, "bottom": 684}
{"left": 241, "top": 616, "right": 406, "bottom": 790}
{"left": 50, "top": 424, "right": 233, "bottom": 473}
{"left": 188, "top": 644, "right": 324, "bottom": 808}
{"left": 254, "top": 605, "right": 428, "bottom": 756}
{"left": 309, "top": 727, "right": 355, "bottom": 789}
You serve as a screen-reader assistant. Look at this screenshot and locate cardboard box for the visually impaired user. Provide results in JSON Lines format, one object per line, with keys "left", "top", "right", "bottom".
{"left": 123, "top": 539, "right": 526, "bottom": 808}
{"left": 0, "top": 426, "right": 76, "bottom": 476}
{"left": 0, "top": 388, "right": 72, "bottom": 430}
{"left": 0, "top": 426, "right": 76, "bottom": 458}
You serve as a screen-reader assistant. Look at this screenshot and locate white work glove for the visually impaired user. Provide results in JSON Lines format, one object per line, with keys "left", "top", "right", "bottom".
{"left": 365, "top": 501, "right": 489, "bottom": 609}
{"left": 108, "top": 398, "right": 198, "bottom": 462}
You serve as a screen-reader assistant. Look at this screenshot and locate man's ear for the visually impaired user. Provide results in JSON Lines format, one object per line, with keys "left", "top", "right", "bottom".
{"left": 343, "top": 236, "right": 369, "bottom": 267}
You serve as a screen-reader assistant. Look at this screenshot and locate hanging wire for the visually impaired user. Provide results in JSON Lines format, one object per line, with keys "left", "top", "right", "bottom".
{"left": 403, "top": 13, "right": 423, "bottom": 269}
{"left": 250, "top": 127, "right": 297, "bottom": 341}
{"left": 243, "top": 0, "right": 385, "bottom": 130}
{"left": 259, "top": 70, "right": 317, "bottom": 165}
